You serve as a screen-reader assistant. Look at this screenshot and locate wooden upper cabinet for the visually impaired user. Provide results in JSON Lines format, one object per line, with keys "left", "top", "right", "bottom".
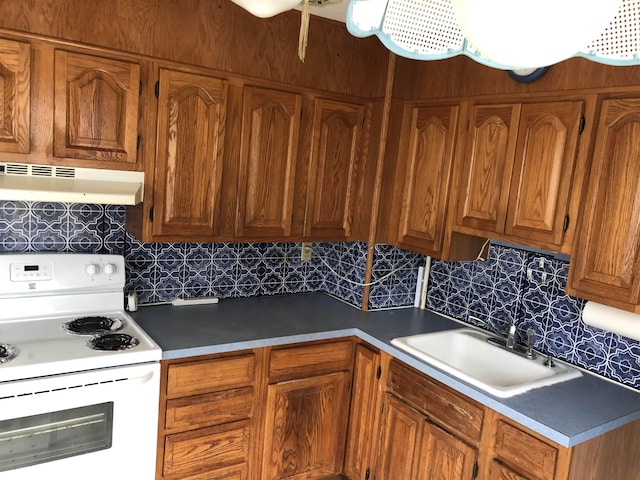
{"left": 505, "top": 102, "right": 583, "bottom": 245}
{"left": 152, "top": 68, "right": 227, "bottom": 237}
{"left": 456, "top": 104, "right": 520, "bottom": 234}
{"left": 397, "top": 103, "right": 459, "bottom": 256}
{"left": 0, "top": 38, "right": 30, "bottom": 154}
{"left": 304, "top": 98, "right": 364, "bottom": 240}
{"left": 455, "top": 100, "right": 583, "bottom": 250}
{"left": 568, "top": 97, "right": 640, "bottom": 308}
{"left": 54, "top": 50, "right": 140, "bottom": 164}
{"left": 236, "top": 86, "right": 301, "bottom": 240}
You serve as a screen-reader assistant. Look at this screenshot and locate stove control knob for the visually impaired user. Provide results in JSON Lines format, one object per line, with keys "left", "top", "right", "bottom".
{"left": 85, "top": 263, "right": 100, "bottom": 276}
{"left": 103, "top": 263, "right": 116, "bottom": 275}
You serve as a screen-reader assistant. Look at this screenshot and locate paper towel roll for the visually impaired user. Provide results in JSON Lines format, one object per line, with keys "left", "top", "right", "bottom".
{"left": 582, "top": 301, "right": 640, "bottom": 341}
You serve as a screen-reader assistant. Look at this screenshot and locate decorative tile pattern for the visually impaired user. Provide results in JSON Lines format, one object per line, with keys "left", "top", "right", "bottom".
{"left": 427, "top": 243, "right": 640, "bottom": 391}
{"left": 3, "top": 200, "right": 640, "bottom": 390}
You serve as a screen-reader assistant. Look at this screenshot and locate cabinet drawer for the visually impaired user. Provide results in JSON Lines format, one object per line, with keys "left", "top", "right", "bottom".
{"left": 166, "top": 354, "right": 255, "bottom": 397}
{"left": 165, "top": 387, "right": 254, "bottom": 432}
{"left": 170, "top": 463, "right": 247, "bottom": 480}
{"left": 268, "top": 340, "right": 354, "bottom": 382}
{"left": 387, "top": 360, "right": 484, "bottom": 443}
{"left": 163, "top": 420, "right": 250, "bottom": 478}
{"left": 493, "top": 420, "right": 558, "bottom": 480}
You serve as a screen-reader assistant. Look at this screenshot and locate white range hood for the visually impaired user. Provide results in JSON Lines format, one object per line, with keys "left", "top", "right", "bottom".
{"left": 0, "top": 162, "right": 144, "bottom": 205}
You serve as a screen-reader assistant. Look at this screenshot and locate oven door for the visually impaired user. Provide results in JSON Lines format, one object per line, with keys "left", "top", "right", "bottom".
{"left": 0, "top": 362, "right": 160, "bottom": 480}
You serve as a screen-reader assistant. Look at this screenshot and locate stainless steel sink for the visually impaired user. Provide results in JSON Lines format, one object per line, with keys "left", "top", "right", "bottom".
{"left": 391, "top": 328, "right": 582, "bottom": 398}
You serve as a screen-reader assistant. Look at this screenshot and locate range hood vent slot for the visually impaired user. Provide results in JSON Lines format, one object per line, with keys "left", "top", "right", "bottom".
{"left": 0, "top": 162, "right": 144, "bottom": 205}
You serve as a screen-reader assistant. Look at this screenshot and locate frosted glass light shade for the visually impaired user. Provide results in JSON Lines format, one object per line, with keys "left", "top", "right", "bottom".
{"left": 451, "top": 0, "right": 622, "bottom": 68}
{"left": 230, "top": 0, "right": 301, "bottom": 18}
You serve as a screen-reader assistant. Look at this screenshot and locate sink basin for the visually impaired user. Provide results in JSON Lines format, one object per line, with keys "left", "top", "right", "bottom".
{"left": 391, "top": 328, "right": 582, "bottom": 398}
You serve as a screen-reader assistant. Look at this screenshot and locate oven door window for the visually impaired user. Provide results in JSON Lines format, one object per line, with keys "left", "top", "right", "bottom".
{"left": 0, "top": 402, "right": 113, "bottom": 472}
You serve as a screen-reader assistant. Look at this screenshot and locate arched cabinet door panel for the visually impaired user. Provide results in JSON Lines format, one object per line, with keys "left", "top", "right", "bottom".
{"left": 54, "top": 50, "right": 140, "bottom": 164}
{"left": 236, "top": 86, "right": 301, "bottom": 240}
{"left": 397, "top": 103, "right": 460, "bottom": 255}
{"left": 305, "top": 98, "right": 364, "bottom": 240}
{"left": 568, "top": 97, "right": 640, "bottom": 306}
{"left": 0, "top": 38, "right": 30, "bottom": 154}
{"left": 152, "top": 68, "right": 227, "bottom": 237}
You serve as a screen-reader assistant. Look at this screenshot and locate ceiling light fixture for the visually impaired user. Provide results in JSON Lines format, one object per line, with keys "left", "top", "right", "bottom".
{"left": 347, "top": 0, "right": 637, "bottom": 71}
{"left": 229, "top": 0, "right": 301, "bottom": 18}
{"left": 451, "top": 0, "right": 623, "bottom": 69}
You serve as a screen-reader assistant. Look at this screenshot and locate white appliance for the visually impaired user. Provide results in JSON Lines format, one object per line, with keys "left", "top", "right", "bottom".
{"left": 0, "top": 253, "right": 161, "bottom": 479}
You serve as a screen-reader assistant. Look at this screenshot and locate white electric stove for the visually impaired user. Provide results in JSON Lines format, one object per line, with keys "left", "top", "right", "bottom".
{"left": 0, "top": 253, "right": 161, "bottom": 479}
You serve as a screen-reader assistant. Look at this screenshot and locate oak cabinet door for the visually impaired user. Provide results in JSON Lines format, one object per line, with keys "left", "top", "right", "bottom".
{"left": 568, "top": 97, "right": 640, "bottom": 306}
{"left": 376, "top": 393, "right": 478, "bottom": 480}
{"left": 262, "top": 371, "right": 350, "bottom": 480}
{"left": 152, "top": 68, "right": 227, "bottom": 237}
{"left": 54, "top": 50, "right": 140, "bottom": 164}
{"left": 236, "top": 86, "right": 301, "bottom": 240}
{"left": 305, "top": 98, "right": 364, "bottom": 240}
{"left": 505, "top": 101, "right": 583, "bottom": 246}
{"left": 375, "top": 394, "right": 425, "bottom": 480}
{"left": 343, "top": 345, "right": 380, "bottom": 480}
{"left": 417, "top": 421, "right": 477, "bottom": 480}
{"left": 397, "top": 104, "right": 459, "bottom": 255}
{"left": 0, "top": 38, "right": 30, "bottom": 154}
{"left": 456, "top": 101, "right": 582, "bottom": 250}
{"left": 456, "top": 104, "right": 520, "bottom": 234}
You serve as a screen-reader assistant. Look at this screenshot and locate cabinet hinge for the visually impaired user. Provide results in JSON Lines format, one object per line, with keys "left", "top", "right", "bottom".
{"left": 149, "top": 207, "right": 154, "bottom": 222}
{"left": 578, "top": 115, "right": 585, "bottom": 134}
{"left": 139, "top": 80, "right": 143, "bottom": 95}
{"left": 563, "top": 214, "right": 570, "bottom": 232}
{"left": 154, "top": 81, "right": 160, "bottom": 99}
{"left": 472, "top": 462, "right": 479, "bottom": 478}
{"left": 137, "top": 135, "right": 141, "bottom": 150}
{"left": 365, "top": 467, "right": 371, "bottom": 480}
{"left": 376, "top": 365, "right": 381, "bottom": 380}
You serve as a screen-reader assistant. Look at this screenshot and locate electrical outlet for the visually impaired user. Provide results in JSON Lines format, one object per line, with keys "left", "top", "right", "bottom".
{"left": 301, "top": 242, "right": 312, "bottom": 261}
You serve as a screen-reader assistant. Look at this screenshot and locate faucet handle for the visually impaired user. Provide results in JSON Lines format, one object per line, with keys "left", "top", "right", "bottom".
{"left": 526, "top": 328, "right": 535, "bottom": 359}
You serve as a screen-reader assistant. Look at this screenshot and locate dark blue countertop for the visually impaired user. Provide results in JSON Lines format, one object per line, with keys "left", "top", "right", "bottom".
{"left": 130, "top": 292, "right": 640, "bottom": 448}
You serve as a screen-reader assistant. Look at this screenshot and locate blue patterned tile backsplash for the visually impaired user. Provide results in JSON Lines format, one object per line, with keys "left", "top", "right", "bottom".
{"left": 0, "top": 201, "right": 416, "bottom": 310}
{"left": 3, "top": 200, "right": 639, "bottom": 390}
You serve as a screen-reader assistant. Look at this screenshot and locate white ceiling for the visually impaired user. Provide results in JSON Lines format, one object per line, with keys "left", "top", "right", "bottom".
{"left": 294, "top": 1, "right": 348, "bottom": 23}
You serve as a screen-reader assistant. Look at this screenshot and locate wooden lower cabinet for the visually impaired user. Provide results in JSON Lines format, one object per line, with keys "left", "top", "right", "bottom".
{"left": 262, "top": 340, "right": 354, "bottom": 480}
{"left": 157, "top": 341, "right": 640, "bottom": 480}
{"left": 262, "top": 371, "right": 351, "bottom": 480}
{"left": 157, "top": 352, "right": 258, "bottom": 480}
{"left": 374, "top": 359, "right": 482, "bottom": 480}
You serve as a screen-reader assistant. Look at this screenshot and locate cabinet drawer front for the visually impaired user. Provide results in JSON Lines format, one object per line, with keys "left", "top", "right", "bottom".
{"left": 163, "top": 421, "right": 250, "bottom": 478}
{"left": 493, "top": 420, "right": 558, "bottom": 480}
{"left": 388, "top": 360, "right": 484, "bottom": 443}
{"left": 165, "top": 387, "right": 254, "bottom": 432}
{"left": 167, "top": 354, "right": 255, "bottom": 397}
{"left": 268, "top": 340, "right": 354, "bottom": 382}
{"left": 169, "top": 463, "right": 247, "bottom": 480}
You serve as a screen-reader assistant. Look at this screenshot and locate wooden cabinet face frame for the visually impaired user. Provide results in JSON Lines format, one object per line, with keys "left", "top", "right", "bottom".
{"left": 0, "top": 38, "right": 30, "bottom": 154}
{"left": 54, "top": 49, "right": 140, "bottom": 164}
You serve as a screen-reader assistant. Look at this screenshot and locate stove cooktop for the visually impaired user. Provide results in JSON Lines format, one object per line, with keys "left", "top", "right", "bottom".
{"left": 0, "top": 311, "right": 161, "bottom": 383}
{"left": 0, "top": 253, "right": 161, "bottom": 383}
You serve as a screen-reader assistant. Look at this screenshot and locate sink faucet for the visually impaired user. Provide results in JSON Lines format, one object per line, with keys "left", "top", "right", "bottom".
{"left": 506, "top": 322, "right": 517, "bottom": 349}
